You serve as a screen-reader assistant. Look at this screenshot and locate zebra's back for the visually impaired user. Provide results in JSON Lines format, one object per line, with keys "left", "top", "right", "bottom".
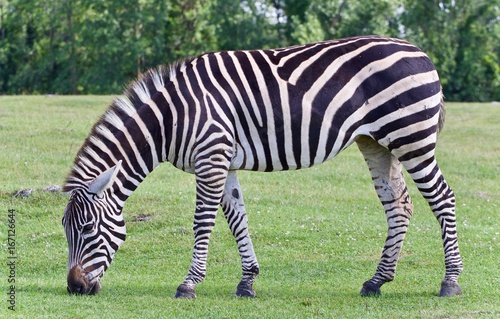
{"left": 185, "top": 36, "right": 443, "bottom": 172}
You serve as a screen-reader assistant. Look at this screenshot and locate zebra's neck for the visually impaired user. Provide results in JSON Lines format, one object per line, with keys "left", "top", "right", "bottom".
{"left": 64, "top": 64, "right": 191, "bottom": 199}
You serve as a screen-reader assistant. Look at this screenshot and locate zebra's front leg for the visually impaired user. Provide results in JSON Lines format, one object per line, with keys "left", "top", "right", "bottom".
{"left": 221, "top": 171, "right": 260, "bottom": 297}
{"left": 174, "top": 163, "right": 229, "bottom": 299}
{"left": 174, "top": 201, "right": 220, "bottom": 299}
{"left": 356, "top": 136, "right": 414, "bottom": 296}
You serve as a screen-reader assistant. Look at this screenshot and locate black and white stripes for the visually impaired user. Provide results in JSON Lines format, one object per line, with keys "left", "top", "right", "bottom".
{"left": 62, "top": 35, "right": 462, "bottom": 297}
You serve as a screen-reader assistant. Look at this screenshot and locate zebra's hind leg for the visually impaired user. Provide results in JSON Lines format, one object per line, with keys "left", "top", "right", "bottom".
{"left": 221, "top": 171, "right": 260, "bottom": 297}
{"left": 396, "top": 150, "right": 463, "bottom": 296}
{"left": 356, "top": 136, "right": 414, "bottom": 296}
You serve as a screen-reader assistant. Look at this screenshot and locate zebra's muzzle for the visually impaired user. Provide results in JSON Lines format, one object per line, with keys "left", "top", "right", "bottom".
{"left": 67, "top": 265, "right": 102, "bottom": 295}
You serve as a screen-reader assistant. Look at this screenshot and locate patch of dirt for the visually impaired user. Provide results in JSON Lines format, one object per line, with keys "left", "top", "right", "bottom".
{"left": 12, "top": 185, "right": 61, "bottom": 198}
{"left": 12, "top": 188, "right": 33, "bottom": 198}
{"left": 133, "top": 214, "right": 153, "bottom": 222}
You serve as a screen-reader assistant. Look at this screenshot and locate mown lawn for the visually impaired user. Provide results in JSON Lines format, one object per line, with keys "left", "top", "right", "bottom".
{"left": 0, "top": 96, "right": 499, "bottom": 318}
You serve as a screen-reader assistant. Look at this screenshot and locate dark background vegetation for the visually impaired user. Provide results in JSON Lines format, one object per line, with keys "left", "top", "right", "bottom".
{"left": 0, "top": 0, "right": 498, "bottom": 101}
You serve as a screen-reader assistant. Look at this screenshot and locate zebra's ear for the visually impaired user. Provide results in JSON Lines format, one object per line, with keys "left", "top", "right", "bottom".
{"left": 88, "top": 160, "right": 122, "bottom": 197}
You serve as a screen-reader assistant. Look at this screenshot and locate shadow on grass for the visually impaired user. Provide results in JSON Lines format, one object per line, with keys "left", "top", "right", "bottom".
{"left": 24, "top": 279, "right": 451, "bottom": 302}
{"left": 20, "top": 282, "right": 178, "bottom": 299}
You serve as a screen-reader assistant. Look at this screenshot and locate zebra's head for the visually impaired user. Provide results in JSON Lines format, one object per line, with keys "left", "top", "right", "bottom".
{"left": 62, "top": 162, "right": 126, "bottom": 295}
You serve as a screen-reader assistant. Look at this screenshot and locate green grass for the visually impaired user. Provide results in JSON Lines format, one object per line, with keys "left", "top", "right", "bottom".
{"left": 0, "top": 96, "right": 499, "bottom": 318}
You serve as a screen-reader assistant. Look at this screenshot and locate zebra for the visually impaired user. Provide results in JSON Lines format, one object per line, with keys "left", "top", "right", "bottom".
{"left": 62, "top": 35, "right": 463, "bottom": 298}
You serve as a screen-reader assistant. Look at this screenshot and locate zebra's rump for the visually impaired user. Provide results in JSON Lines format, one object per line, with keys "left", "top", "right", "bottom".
{"left": 214, "top": 36, "right": 443, "bottom": 172}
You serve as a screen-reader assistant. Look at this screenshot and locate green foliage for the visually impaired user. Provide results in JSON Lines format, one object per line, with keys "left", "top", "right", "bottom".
{"left": 0, "top": 96, "right": 499, "bottom": 318}
{"left": 0, "top": 0, "right": 499, "bottom": 101}
{"left": 401, "top": 0, "right": 500, "bottom": 101}
{"left": 207, "top": 0, "right": 284, "bottom": 51}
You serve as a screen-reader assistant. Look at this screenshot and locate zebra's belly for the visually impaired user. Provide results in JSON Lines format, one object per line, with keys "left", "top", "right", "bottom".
{"left": 229, "top": 135, "right": 354, "bottom": 172}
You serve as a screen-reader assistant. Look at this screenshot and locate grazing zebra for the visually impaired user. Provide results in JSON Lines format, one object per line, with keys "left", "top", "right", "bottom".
{"left": 62, "top": 35, "right": 463, "bottom": 298}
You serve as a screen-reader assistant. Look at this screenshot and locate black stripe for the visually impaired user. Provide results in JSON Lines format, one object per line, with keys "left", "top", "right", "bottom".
{"left": 250, "top": 51, "right": 289, "bottom": 171}
{"left": 222, "top": 52, "right": 259, "bottom": 170}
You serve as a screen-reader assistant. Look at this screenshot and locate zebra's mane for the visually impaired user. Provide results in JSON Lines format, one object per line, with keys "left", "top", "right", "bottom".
{"left": 63, "top": 58, "right": 193, "bottom": 193}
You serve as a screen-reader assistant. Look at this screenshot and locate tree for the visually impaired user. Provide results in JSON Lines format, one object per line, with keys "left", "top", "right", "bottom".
{"left": 401, "top": 0, "right": 500, "bottom": 101}
{"left": 206, "top": 0, "right": 284, "bottom": 51}
{"left": 288, "top": 0, "right": 402, "bottom": 43}
{"left": 0, "top": 0, "right": 498, "bottom": 100}
{"left": 1, "top": 0, "right": 67, "bottom": 93}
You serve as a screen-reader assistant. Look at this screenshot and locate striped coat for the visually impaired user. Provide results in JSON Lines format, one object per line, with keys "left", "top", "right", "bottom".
{"left": 63, "top": 36, "right": 462, "bottom": 298}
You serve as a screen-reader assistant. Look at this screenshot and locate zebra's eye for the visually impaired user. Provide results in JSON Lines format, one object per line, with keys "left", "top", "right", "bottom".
{"left": 81, "top": 223, "right": 94, "bottom": 233}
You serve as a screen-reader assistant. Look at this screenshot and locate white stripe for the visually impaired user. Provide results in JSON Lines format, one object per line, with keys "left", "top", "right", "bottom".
{"left": 171, "top": 60, "right": 197, "bottom": 169}
{"left": 244, "top": 51, "right": 282, "bottom": 171}
{"left": 257, "top": 50, "right": 297, "bottom": 168}
{"left": 228, "top": 51, "right": 264, "bottom": 127}
{"left": 199, "top": 53, "right": 234, "bottom": 133}
{"left": 330, "top": 71, "right": 441, "bottom": 155}
{"left": 131, "top": 80, "right": 161, "bottom": 168}
{"left": 157, "top": 86, "right": 178, "bottom": 163}
{"left": 227, "top": 51, "right": 266, "bottom": 169}
{"left": 87, "top": 134, "right": 142, "bottom": 186}
{"left": 215, "top": 53, "right": 257, "bottom": 169}
{"left": 314, "top": 50, "right": 429, "bottom": 164}
{"left": 95, "top": 122, "right": 149, "bottom": 176}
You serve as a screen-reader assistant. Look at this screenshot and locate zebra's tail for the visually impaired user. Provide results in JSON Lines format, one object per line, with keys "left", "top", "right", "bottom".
{"left": 437, "top": 91, "right": 446, "bottom": 135}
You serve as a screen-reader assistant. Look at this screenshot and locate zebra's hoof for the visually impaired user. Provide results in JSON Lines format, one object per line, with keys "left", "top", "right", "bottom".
{"left": 439, "top": 280, "right": 462, "bottom": 297}
{"left": 235, "top": 281, "right": 256, "bottom": 297}
{"left": 174, "top": 284, "right": 196, "bottom": 299}
{"left": 360, "top": 281, "right": 382, "bottom": 296}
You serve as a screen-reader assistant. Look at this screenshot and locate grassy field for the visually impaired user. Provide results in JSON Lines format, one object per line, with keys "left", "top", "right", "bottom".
{"left": 0, "top": 96, "right": 499, "bottom": 319}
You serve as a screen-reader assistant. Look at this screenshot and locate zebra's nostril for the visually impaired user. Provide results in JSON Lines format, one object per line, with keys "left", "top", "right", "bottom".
{"left": 67, "top": 265, "right": 89, "bottom": 294}
{"left": 67, "top": 280, "right": 85, "bottom": 294}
